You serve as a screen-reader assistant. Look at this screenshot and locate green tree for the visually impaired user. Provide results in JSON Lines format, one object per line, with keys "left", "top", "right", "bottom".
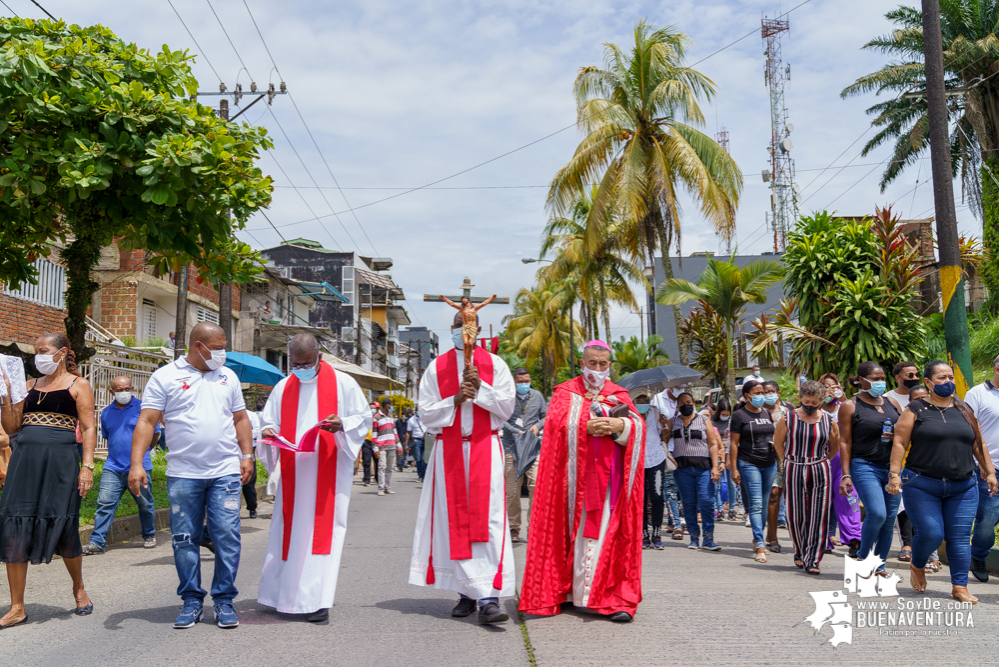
{"left": 656, "top": 253, "right": 785, "bottom": 399}
{"left": 611, "top": 334, "right": 669, "bottom": 378}
{"left": 0, "top": 18, "right": 272, "bottom": 359}
{"left": 677, "top": 302, "right": 730, "bottom": 396}
{"left": 547, "top": 19, "right": 742, "bottom": 363}
{"left": 840, "top": 3, "right": 999, "bottom": 305}
{"left": 751, "top": 210, "right": 928, "bottom": 383}
{"left": 502, "top": 286, "right": 582, "bottom": 393}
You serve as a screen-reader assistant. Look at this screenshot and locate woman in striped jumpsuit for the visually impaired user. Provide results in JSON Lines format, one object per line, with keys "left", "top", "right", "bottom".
{"left": 773, "top": 380, "right": 840, "bottom": 575}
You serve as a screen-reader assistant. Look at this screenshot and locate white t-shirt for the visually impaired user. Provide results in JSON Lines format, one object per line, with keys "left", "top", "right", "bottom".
{"left": 963, "top": 382, "right": 999, "bottom": 467}
{"left": 643, "top": 406, "right": 667, "bottom": 468}
{"left": 888, "top": 388, "right": 911, "bottom": 411}
{"left": 407, "top": 414, "right": 426, "bottom": 439}
{"left": 142, "top": 356, "right": 246, "bottom": 479}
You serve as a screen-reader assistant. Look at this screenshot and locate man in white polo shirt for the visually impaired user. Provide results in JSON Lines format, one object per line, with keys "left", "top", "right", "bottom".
{"left": 963, "top": 352, "right": 999, "bottom": 583}
{"left": 129, "top": 322, "right": 254, "bottom": 629}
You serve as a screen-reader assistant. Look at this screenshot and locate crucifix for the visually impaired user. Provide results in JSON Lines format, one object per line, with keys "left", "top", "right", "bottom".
{"left": 424, "top": 277, "right": 510, "bottom": 365}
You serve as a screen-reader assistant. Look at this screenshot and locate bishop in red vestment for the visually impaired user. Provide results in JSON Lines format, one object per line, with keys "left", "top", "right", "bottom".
{"left": 519, "top": 341, "right": 645, "bottom": 622}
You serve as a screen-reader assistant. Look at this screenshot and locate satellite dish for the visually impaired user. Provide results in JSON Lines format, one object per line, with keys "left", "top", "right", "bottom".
{"left": 786, "top": 122, "right": 794, "bottom": 134}
{"left": 762, "top": 169, "right": 772, "bottom": 183}
{"left": 781, "top": 137, "right": 793, "bottom": 152}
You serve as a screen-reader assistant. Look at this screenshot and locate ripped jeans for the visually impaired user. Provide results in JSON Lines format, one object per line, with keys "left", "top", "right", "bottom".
{"left": 167, "top": 474, "right": 242, "bottom": 604}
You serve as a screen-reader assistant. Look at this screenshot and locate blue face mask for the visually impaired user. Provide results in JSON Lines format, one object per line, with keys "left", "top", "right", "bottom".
{"left": 292, "top": 362, "right": 318, "bottom": 382}
{"left": 932, "top": 381, "right": 956, "bottom": 398}
{"left": 451, "top": 330, "right": 464, "bottom": 350}
{"left": 867, "top": 380, "right": 887, "bottom": 397}
{"left": 516, "top": 383, "right": 531, "bottom": 395}
{"left": 636, "top": 404, "right": 651, "bottom": 415}
{"left": 750, "top": 395, "right": 766, "bottom": 408}
{"left": 764, "top": 394, "right": 779, "bottom": 405}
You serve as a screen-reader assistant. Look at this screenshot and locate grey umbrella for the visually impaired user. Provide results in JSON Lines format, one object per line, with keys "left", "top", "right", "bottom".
{"left": 617, "top": 364, "right": 703, "bottom": 392}
{"left": 513, "top": 430, "right": 541, "bottom": 479}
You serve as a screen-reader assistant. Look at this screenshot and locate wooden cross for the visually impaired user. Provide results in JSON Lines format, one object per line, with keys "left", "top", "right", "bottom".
{"left": 422, "top": 277, "right": 510, "bottom": 305}
{"left": 424, "top": 277, "right": 509, "bottom": 365}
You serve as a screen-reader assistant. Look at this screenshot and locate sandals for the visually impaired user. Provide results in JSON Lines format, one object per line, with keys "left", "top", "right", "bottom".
{"left": 754, "top": 551, "right": 767, "bottom": 563}
{"left": 0, "top": 614, "right": 27, "bottom": 629}
{"left": 671, "top": 529, "right": 684, "bottom": 541}
{"left": 925, "top": 561, "right": 941, "bottom": 573}
{"left": 766, "top": 541, "right": 782, "bottom": 554}
{"left": 898, "top": 547, "right": 912, "bottom": 562}
{"left": 806, "top": 566, "right": 821, "bottom": 575}
{"left": 910, "top": 564, "right": 927, "bottom": 593}
{"left": 952, "top": 587, "right": 978, "bottom": 605}
{"left": 794, "top": 557, "right": 804, "bottom": 570}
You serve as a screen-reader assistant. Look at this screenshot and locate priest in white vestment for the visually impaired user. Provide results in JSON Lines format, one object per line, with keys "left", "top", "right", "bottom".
{"left": 258, "top": 334, "right": 371, "bottom": 622}
{"left": 409, "top": 312, "right": 516, "bottom": 624}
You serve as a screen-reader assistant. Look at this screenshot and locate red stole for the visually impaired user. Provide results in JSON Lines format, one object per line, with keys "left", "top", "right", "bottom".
{"left": 435, "top": 347, "right": 494, "bottom": 560}
{"left": 278, "top": 361, "right": 339, "bottom": 561}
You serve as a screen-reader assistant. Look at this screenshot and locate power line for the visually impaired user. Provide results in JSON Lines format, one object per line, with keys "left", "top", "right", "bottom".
{"left": 28, "top": 0, "right": 54, "bottom": 20}
{"left": 205, "top": 0, "right": 251, "bottom": 76}
{"left": 689, "top": 0, "right": 816, "bottom": 68}
{"left": 167, "top": 0, "right": 222, "bottom": 83}
{"left": 1, "top": 1, "right": 19, "bottom": 17}
{"left": 264, "top": 149, "right": 343, "bottom": 250}
{"left": 241, "top": 0, "right": 282, "bottom": 78}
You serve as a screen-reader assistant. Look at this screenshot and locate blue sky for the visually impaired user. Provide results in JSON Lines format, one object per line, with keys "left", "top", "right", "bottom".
{"left": 9, "top": 0, "right": 979, "bottom": 343}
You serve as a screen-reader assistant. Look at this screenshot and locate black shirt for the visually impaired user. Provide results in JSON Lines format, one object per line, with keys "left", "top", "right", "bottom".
{"left": 906, "top": 399, "right": 976, "bottom": 480}
{"left": 730, "top": 405, "right": 777, "bottom": 468}
{"left": 851, "top": 398, "right": 899, "bottom": 465}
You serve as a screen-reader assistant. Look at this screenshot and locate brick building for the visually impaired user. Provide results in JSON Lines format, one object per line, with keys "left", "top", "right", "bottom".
{"left": 0, "top": 254, "right": 69, "bottom": 351}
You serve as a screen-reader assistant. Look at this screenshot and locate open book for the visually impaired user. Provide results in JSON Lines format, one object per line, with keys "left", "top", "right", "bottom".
{"left": 261, "top": 422, "right": 329, "bottom": 453}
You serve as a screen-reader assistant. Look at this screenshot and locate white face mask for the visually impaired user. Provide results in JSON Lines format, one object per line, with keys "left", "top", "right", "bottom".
{"left": 583, "top": 367, "right": 611, "bottom": 388}
{"left": 199, "top": 344, "right": 226, "bottom": 370}
{"left": 34, "top": 350, "right": 63, "bottom": 376}
{"left": 114, "top": 391, "right": 132, "bottom": 405}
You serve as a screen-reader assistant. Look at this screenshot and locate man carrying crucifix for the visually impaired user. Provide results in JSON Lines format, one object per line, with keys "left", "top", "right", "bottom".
{"left": 439, "top": 294, "right": 496, "bottom": 365}
{"left": 408, "top": 310, "right": 516, "bottom": 625}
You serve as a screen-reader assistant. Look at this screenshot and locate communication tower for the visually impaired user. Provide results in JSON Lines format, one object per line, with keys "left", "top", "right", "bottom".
{"left": 761, "top": 15, "right": 797, "bottom": 251}
{"left": 715, "top": 127, "right": 733, "bottom": 253}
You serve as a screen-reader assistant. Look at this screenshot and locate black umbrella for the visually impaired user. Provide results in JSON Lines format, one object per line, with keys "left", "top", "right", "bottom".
{"left": 513, "top": 430, "right": 541, "bottom": 479}
{"left": 617, "top": 364, "right": 703, "bottom": 392}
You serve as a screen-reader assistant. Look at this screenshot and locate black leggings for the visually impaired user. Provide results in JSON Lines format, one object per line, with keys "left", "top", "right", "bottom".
{"left": 644, "top": 461, "right": 667, "bottom": 540}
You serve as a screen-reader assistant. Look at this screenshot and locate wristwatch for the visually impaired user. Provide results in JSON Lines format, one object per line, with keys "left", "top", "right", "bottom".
{"left": 81, "top": 462, "right": 95, "bottom": 470}
{"left": 241, "top": 454, "right": 253, "bottom": 460}
{"left": 888, "top": 472, "right": 900, "bottom": 479}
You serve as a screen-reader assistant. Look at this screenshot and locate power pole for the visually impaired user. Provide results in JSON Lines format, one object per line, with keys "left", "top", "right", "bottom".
{"left": 174, "top": 267, "right": 188, "bottom": 360}
{"left": 217, "top": 99, "right": 233, "bottom": 350}
{"left": 922, "top": 0, "right": 973, "bottom": 396}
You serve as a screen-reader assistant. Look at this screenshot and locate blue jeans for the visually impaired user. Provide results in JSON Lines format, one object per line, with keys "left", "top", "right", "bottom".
{"left": 972, "top": 469, "right": 999, "bottom": 561}
{"left": 411, "top": 438, "right": 426, "bottom": 479}
{"left": 851, "top": 458, "right": 902, "bottom": 569}
{"left": 900, "top": 468, "right": 978, "bottom": 586}
{"left": 664, "top": 470, "right": 681, "bottom": 526}
{"left": 674, "top": 466, "right": 715, "bottom": 540}
{"left": 90, "top": 469, "right": 156, "bottom": 548}
{"left": 725, "top": 468, "right": 740, "bottom": 508}
{"left": 738, "top": 459, "right": 778, "bottom": 549}
{"left": 167, "top": 474, "right": 242, "bottom": 604}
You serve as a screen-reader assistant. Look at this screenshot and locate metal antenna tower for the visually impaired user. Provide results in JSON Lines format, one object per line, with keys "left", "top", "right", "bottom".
{"left": 715, "top": 126, "right": 733, "bottom": 253}
{"left": 761, "top": 15, "right": 797, "bottom": 252}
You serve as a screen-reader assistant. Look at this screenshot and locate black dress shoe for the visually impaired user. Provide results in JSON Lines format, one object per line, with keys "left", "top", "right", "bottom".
{"left": 249, "top": 510, "right": 258, "bottom": 519}
{"left": 971, "top": 558, "right": 990, "bottom": 583}
{"left": 451, "top": 597, "right": 477, "bottom": 618}
{"left": 307, "top": 608, "right": 329, "bottom": 623}
{"left": 608, "top": 611, "right": 633, "bottom": 623}
{"left": 477, "top": 603, "right": 509, "bottom": 624}
{"left": 74, "top": 604, "right": 94, "bottom": 616}
{"left": 848, "top": 539, "right": 860, "bottom": 559}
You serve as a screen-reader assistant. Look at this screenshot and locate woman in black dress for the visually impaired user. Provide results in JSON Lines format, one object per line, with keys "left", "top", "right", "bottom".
{"left": 0, "top": 334, "right": 96, "bottom": 627}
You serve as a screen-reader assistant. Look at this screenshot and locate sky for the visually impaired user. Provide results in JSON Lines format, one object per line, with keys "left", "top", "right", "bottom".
{"left": 8, "top": 0, "right": 981, "bottom": 345}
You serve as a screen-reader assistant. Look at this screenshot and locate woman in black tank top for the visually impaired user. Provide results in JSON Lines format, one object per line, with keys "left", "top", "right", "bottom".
{"left": 838, "top": 362, "right": 903, "bottom": 575}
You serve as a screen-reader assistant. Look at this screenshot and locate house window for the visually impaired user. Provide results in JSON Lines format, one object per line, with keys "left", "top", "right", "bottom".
{"left": 197, "top": 306, "right": 219, "bottom": 324}
{"left": 341, "top": 265, "right": 354, "bottom": 305}
{"left": 142, "top": 298, "right": 157, "bottom": 342}
{"left": 4, "top": 258, "right": 66, "bottom": 310}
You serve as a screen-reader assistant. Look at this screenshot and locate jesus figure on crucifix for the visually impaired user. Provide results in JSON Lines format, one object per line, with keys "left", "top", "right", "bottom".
{"left": 439, "top": 294, "right": 496, "bottom": 365}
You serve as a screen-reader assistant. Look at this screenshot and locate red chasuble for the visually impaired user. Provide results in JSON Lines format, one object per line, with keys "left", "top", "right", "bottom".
{"left": 278, "top": 361, "right": 338, "bottom": 561}
{"left": 518, "top": 376, "right": 645, "bottom": 616}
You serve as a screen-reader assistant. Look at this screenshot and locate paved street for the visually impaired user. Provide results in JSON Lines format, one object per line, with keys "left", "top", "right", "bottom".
{"left": 2, "top": 469, "right": 997, "bottom": 666}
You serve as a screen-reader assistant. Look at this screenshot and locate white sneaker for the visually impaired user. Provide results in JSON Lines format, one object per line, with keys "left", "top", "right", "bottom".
{"left": 744, "top": 517, "right": 751, "bottom": 528}
{"left": 386, "top": 489, "right": 396, "bottom": 494}
{"left": 143, "top": 535, "right": 157, "bottom": 549}
{"left": 377, "top": 490, "right": 385, "bottom": 496}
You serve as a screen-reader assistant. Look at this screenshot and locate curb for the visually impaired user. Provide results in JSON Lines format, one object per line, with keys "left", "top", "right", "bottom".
{"left": 78, "top": 483, "right": 268, "bottom": 547}
{"left": 937, "top": 542, "right": 999, "bottom": 575}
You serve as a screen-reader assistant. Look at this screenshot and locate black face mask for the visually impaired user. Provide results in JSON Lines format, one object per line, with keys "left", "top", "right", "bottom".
{"left": 678, "top": 404, "right": 695, "bottom": 417}
{"left": 902, "top": 378, "right": 921, "bottom": 389}
{"left": 801, "top": 405, "right": 819, "bottom": 416}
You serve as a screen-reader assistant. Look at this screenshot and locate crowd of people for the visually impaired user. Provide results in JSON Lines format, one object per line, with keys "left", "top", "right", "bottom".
{"left": 0, "top": 316, "right": 997, "bottom": 630}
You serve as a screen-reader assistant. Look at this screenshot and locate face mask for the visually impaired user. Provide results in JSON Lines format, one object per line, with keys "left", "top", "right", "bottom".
{"left": 583, "top": 368, "right": 610, "bottom": 388}
{"left": 199, "top": 343, "right": 226, "bottom": 370}
{"left": 114, "top": 391, "right": 132, "bottom": 404}
{"left": 371, "top": 408, "right": 378, "bottom": 415}
{"left": 802, "top": 405, "right": 819, "bottom": 415}
{"left": 902, "top": 378, "right": 921, "bottom": 389}
{"left": 753, "top": 371, "right": 761, "bottom": 377}
{"left": 679, "top": 404, "right": 695, "bottom": 416}
{"left": 516, "top": 383, "right": 531, "bottom": 395}
{"left": 833, "top": 389, "right": 844, "bottom": 398}
{"left": 720, "top": 415, "right": 730, "bottom": 421}
{"left": 293, "top": 367, "right": 318, "bottom": 382}
{"left": 931, "top": 381, "right": 956, "bottom": 398}
{"left": 636, "top": 404, "right": 651, "bottom": 415}
{"left": 451, "top": 330, "right": 464, "bottom": 350}
{"left": 750, "top": 395, "right": 766, "bottom": 408}
{"left": 764, "top": 394, "right": 779, "bottom": 405}
{"left": 866, "top": 380, "right": 887, "bottom": 397}
{"left": 34, "top": 351, "right": 62, "bottom": 376}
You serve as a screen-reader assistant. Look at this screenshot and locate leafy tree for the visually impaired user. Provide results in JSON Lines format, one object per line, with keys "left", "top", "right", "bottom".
{"left": 0, "top": 18, "right": 272, "bottom": 359}
{"left": 611, "top": 334, "right": 669, "bottom": 378}
{"left": 752, "top": 209, "right": 928, "bottom": 382}
{"left": 546, "top": 20, "right": 742, "bottom": 364}
{"left": 656, "top": 253, "right": 785, "bottom": 399}
{"left": 502, "top": 286, "right": 582, "bottom": 394}
{"left": 677, "top": 303, "right": 730, "bottom": 396}
{"left": 840, "top": 3, "right": 999, "bottom": 304}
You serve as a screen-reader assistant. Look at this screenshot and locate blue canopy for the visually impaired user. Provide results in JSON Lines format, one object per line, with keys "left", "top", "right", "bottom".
{"left": 225, "top": 351, "right": 285, "bottom": 386}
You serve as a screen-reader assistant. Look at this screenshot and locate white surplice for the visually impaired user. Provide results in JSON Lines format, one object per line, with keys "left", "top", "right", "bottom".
{"left": 257, "top": 369, "right": 371, "bottom": 613}
{"left": 408, "top": 349, "right": 517, "bottom": 599}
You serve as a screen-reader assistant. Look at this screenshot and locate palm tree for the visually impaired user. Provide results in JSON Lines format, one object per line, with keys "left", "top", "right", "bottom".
{"left": 840, "top": 2, "right": 999, "bottom": 300}
{"left": 547, "top": 19, "right": 743, "bottom": 362}
{"left": 539, "top": 185, "right": 645, "bottom": 341}
{"left": 502, "top": 285, "right": 583, "bottom": 393}
{"left": 656, "top": 253, "right": 785, "bottom": 399}
{"left": 611, "top": 334, "right": 670, "bottom": 378}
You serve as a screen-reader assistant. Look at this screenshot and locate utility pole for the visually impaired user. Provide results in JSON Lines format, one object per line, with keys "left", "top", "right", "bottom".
{"left": 217, "top": 100, "right": 233, "bottom": 350}
{"left": 922, "top": 0, "right": 973, "bottom": 396}
{"left": 174, "top": 267, "right": 188, "bottom": 360}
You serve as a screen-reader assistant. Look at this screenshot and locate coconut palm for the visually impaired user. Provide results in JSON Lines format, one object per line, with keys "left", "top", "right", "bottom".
{"left": 656, "top": 253, "right": 785, "bottom": 398}
{"left": 547, "top": 19, "right": 743, "bottom": 362}
{"left": 611, "top": 334, "right": 670, "bottom": 378}
{"left": 502, "top": 285, "right": 583, "bottom": 393}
